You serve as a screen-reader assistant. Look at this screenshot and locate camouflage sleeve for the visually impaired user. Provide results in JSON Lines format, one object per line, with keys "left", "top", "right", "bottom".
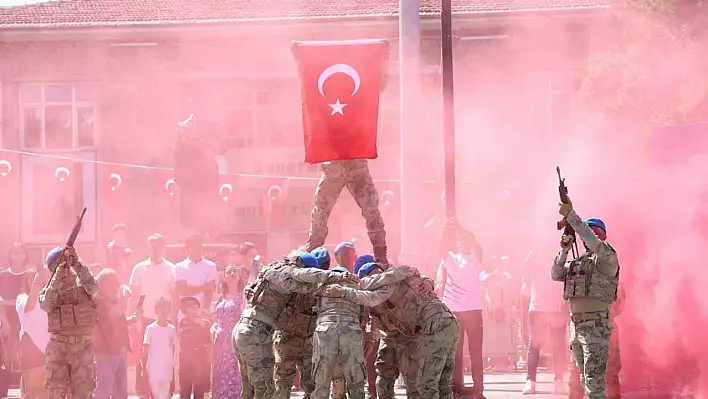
{"left": 39, "top": 272, "right": 67, "bottom": 312}
{"left": 342, "top": 284, "right": 394, "bottom": 307}
{"left": 75, "top": 262, "right": 99, "bottom": 296}
{"left": 551, "top": 249, "right": 569, "bottom": 282}
{"left": 266, "top": 266, "right": 350, "bottom": 285}
{"left": 359, "top": 266, "right": 417, "bottom": 290}
{"left": 566, "top": 210, "right": 619, "bottom": 270}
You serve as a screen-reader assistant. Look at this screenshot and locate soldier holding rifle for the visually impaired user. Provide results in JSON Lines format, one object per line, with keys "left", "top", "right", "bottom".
{"left": 552, "top": 170, "right": 620, "bottom": 399}
{"left": 39, "top": 208, "right": 99, "bottom": 399}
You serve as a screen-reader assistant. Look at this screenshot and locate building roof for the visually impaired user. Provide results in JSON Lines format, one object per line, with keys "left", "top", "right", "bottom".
{"left": 0, "top": 0, "right": 608, "bottom": 29}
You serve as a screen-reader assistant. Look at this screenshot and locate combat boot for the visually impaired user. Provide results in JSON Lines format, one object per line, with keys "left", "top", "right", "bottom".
{"left": 373, "top": 246, "right": 388, "bottom": 266}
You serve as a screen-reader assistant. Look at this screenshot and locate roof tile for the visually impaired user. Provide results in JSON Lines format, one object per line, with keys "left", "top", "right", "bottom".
{"left": 0, "top": 0, "right": 609, "bottom": 29}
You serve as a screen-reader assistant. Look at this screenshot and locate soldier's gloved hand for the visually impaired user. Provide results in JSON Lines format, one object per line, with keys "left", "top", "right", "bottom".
{"left": 560, "top": 235, "right": 574, "bottom": 250}
{"left": 337, "top": 272, "right": 359, "bottom": 285}
{"left": 395, "top": 265, "right": 420, "bottom": 278}
{"left": 322, "top": 284, "right": 346, "bottom": 298}
{"left": 420, "top": 277, "right": 435, "bottom": 293}
{"left": 558, "top": 196, "right": 574, "bottom": 217}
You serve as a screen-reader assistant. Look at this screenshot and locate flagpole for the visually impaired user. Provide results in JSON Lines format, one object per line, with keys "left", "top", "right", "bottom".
{"left": 398, "top": 0, "right": 422, "bottom": 261}
{"left": 441, "top": 0, "right": 457, "bottom": 219}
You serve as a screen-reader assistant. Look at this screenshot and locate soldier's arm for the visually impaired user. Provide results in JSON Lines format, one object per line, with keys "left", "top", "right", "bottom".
{"left": 611, "top": 284, "right": 627, "bottom": 317}
{"left": 359, "top": 266, "right": 417, "bottom": 290}
{"left": 263, "top": 266, "right": 348, "bottom": 285}
{"left": 268, "top": 276, "right": 320, "bottom": 294}
{"left": 342, "top": 285, "right": 395, "bottom": 307}
{"left": 75, "top": 261, "right": 99, "bottom": 296}
{"left": 551, "top": 249, "right": 570, "bottom": 282}
{"left": 39, "top": 272, "right": 66, "bottom": 312}
{"left": 566, "top": 210, "right": 619, "bottom": 269}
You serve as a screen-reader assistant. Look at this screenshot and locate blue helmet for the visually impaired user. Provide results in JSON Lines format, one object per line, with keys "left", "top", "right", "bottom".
{"left": 296, "top": 252, "right": 319, "bottom": 269}
{"left": 353, "top": 255, "right": 375, "bottom": 276}
{"left": 46, "top": 247, "right": 63, "bottom": 271}
{"left": 586, "top": 218, "right": 606, "bottom": 233}
{"left": 311, "top": 247, "right": 331, "bottom": 269}
{"left": 331, "top": 266, "right": 349, "bottom": 273}
{"left": 357, "top": 262, "right": 384, "bottom": 279}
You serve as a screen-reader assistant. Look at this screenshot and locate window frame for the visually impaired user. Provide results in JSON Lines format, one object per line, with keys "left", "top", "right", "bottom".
{"left": 19, "top": 82, "right": 98, "bottom": 152}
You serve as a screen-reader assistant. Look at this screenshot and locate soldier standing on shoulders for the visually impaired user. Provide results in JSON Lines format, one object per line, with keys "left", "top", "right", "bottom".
{"left": 304, "top": 160, "right": 388, "bottom": 264}
{"left": 39, "top": 246, "right": 99, "bottom": 399}
{"left": 272, "top": 247, "right": 331, "bottom": 399}
{"left": 234, "top": 253, "right": 357, "bottom": 399}
{"left": 552, "top": 196, "right": 620, "bottom": 399}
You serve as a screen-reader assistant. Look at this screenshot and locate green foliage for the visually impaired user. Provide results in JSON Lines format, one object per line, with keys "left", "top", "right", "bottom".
{"left": 578, "top": 0, "right": 708, "bottom": 126}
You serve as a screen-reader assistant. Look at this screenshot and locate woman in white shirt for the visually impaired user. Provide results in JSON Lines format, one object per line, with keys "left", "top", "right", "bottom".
{"left": 436, "top": 223, "right": 486, "bottom": 398}
{"left": 16, "top": 269, "right": 50, "bottom": 399}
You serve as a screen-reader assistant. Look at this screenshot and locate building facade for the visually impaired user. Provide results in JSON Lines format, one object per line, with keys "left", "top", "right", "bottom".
{"left": 0, "top": 0, "right": 608, "bottom": 264}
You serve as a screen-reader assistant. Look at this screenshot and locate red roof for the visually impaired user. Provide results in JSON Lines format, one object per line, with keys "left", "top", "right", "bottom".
{"left": 0, "top": 0, "right": 609, "bottom": 29}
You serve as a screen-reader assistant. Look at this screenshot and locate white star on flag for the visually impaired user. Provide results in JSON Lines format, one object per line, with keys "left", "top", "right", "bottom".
{"left": 329, "top": 99, "right": 347, "bottom": 115}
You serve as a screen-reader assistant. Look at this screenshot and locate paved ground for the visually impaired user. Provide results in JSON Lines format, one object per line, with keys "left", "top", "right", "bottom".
{"left": 7, "top": 372, "right": 675, "bottom": 398}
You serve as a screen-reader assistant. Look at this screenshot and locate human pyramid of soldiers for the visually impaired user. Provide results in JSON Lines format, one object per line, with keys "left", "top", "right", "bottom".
{"left": 36, "top": 158, "right": 619, "bottom": 399}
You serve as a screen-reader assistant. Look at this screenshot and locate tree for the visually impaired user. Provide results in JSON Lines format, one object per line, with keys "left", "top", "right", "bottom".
{"left": 579, "top": 0, "right": 708, "bottom": 126}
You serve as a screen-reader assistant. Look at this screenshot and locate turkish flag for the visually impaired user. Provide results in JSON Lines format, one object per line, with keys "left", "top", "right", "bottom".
{"left": 99, "top": 164, "right": 128, "bottom": 228}
{"left": 155, "top": 168, "right": 178, "bottom": 232}
{"left": 261, "top": 177, "right": 289, "bottom": 230}
{"left": 293, "top": 39, "right": 387, "bottom": 164}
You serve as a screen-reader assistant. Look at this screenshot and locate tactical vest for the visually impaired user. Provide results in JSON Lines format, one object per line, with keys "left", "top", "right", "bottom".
{"left": 47, "top": 285, "right": 97, "bottom": 333}
{"left": 277, "top": 293, "right": 318, "bottom": 338}
{"left": 316, "top": 281, "right": 363, "bottom": 325}
{"left": 370, "top": 276, "right": 428, "bottom": 337}
{"left": 243, "top": 262, "right": 295, "bottom": 328}
{"left": 563, "top": 252, "right": 620, "bottom": 303}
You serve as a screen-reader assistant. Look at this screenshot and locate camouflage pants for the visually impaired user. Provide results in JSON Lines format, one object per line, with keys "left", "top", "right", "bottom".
{"left": 45, "top": 335, "right": 96, "bottom": 399}
{"left": 569, "top": 316, "right": 612, "bottom": 399}
{"left": 570, "top": 320, "right": 621, "bottom": 399}
{"left": 312, "top": 324, "right": 367, "bottom": 399}
{"left": 273, "top": 331, "right": 314, "bottom": 399}
{"left": 375, "top": 335, "right": 422, "bottom": 399}
{"left": 233, "top": 319, "right": 276, "bottom": 399}
{"left": 331, "top": 364, "right": 347, "bottom": 399}
{"left": 419, "top": 315, "right": 459, "bottom": 399}
{"left": 305, "top": 160, "right": 386, "bottom": 255}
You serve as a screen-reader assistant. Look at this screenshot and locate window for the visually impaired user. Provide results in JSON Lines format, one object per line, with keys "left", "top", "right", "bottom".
{"left": 20, "top": 83, "right": 98, "bottom": 150}
{"left": 256, "top": 79, "right": 301, "bottom": 147}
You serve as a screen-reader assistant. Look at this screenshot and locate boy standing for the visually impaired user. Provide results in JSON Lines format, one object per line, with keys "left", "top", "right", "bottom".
{"left": 142, "top": 298, "right": 176, "bottom": 399}
{"left": 177, "top": 297, "right": 212, "bottom": 399}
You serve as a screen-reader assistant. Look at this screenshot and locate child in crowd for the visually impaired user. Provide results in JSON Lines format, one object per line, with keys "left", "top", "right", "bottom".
{"left": 178, "top": 296, "right": 212, "bottom": 399}
{"left": 142, "top": 298, "right": 176, "bottom": 399}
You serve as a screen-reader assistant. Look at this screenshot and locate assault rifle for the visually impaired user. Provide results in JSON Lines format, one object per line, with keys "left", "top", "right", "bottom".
{"left": 556, "top": 167, "right": 579, "bottom": 258}
{"left": 45, "top": 207, "right": 87, "bottom": 286}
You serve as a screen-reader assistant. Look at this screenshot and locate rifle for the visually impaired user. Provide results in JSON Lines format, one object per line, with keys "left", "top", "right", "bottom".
{"left": 556, "top": 167, "right": 579, "bottom": 258}
{"left": 45, "top": 207, "right": 87, "bottom": 286}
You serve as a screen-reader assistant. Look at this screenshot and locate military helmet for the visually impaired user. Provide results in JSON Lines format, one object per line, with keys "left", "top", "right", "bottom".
{"left": 357, "top": 262, "right": 384, "bottom": 279}
{"left": 295, "top": 252, "right": 319, "bottom": 269}
{"left": 46, "top": 247, "right": 64, "bottom": 273}
{"left": 586, "top": 218, "right": 607, "bottom": 233}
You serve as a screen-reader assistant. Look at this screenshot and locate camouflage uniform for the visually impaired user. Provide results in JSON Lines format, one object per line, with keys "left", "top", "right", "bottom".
{"left": 570, "top": 284, "right": 625, "bottom": 399}
{"left": 551, "top": 210, "right": 621, "bottom": 399}
{"left": 305, "top": 160, "right": 388, "bottom": 263}
{"left": 284, "top": 266, "right": 409, "bottom": 399}
{"left": 234, "top": 260, "right": 350, "bottom": 399}
{"left": 355, "top": 269, "right": 458, "bottom": 399}
{"left": 38, "top": 247, "right": 99, "bottom": 399}
{"left": 363, "top": 273, "right": 430, "bottom": 399}
{"left": 273, "top": 292, "right": 318, "bottom": 399}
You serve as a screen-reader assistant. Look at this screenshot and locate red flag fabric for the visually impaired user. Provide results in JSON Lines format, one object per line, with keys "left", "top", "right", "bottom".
{"left": 293, "top": 39, "right": 386, "bottom": 164}
{"left": 155, "top": 168, "right": 177, "bottom": 232}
